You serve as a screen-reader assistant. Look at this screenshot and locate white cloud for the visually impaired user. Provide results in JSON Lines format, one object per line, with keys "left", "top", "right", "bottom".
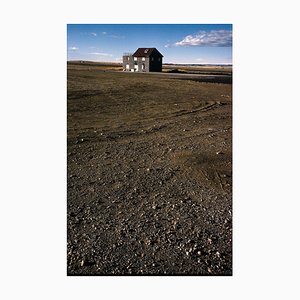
{"left": 101, "top": 31, "right": 124, "bottom": 39}
{"left": 88, "top": 52, "right": 113, "bottom": 57}
{"left": 173, "top": 30, "right": 232, "bottom": 47}
{"left": 90, "top": 32, "right": 97, "bottom": 36}
{"left": 111, "top": 35, "right": 123, "bottom": 39}
{"left": 68, "top": 47, "right": 79, "bottom": 51}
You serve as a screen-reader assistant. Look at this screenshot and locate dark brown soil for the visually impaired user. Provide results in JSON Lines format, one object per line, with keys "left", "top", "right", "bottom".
{"left": 67, "top": 63, "right": 232, "bottom": 275}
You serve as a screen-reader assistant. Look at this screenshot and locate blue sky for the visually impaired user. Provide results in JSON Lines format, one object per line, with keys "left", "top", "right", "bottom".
{"left": 67, "top": 24, "right": 232, "bottom": 64}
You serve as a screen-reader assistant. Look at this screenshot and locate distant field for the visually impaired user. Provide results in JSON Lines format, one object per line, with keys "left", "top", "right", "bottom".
{"left": 68, "top": 61, "right": 123, "bottom": 71}
{"left": 67, "top": 63, "right": 232, "bottom": 275}
{"left": 163, "top": 64, "right": 232, "bottom": 76}
{"left": 67, "top": 60, "right": 232, "bottom": 75}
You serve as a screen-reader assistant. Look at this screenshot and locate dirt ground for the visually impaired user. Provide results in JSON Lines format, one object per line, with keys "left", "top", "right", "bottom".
{"left": 67, "top": 62, "right": 232, "bottom": 275}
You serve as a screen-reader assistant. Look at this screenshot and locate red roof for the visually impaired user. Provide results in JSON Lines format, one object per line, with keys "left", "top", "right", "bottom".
{"left": 132, "top": 48, "right": 163, "bottom": 57}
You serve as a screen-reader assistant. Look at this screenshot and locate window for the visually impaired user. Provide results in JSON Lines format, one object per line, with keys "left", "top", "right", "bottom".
{"left": 142, "top": 57, "right": 145, "bottom": 61}
{"left": 134, "top": 57, "right": 137, "bottom": 61}
{"left": 127, "top": 57, "right": 130, "bottom": 61}
{"left": 158, "top": 57, "right": 161, "bottom": 61}
{"left": 151, "top": 57, "right": 154, "bottom": 61}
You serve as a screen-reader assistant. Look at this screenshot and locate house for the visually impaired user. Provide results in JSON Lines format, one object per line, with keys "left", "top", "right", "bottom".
{"left": 122, "top": 48, "right": 163, "bottom": 72}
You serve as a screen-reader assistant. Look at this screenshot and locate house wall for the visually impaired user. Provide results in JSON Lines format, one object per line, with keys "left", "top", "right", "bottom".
{"left": 133, "top": 57, "right": 149, "bottom": 72}
{"left": 149, "top": 54, "right": 162, "bottom": 72}
{"left": 122, "top": 55, "right": 134, "bottom": 71}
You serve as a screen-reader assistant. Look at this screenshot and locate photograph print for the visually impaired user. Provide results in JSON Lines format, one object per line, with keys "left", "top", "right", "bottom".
{"left": 67, "top": 24, "right": 232, "bottom": 275}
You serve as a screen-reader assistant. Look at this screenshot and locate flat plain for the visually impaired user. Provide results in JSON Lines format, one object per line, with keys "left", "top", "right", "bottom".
{"left": 67, "top": 62, "right": 232, "bottom": 275}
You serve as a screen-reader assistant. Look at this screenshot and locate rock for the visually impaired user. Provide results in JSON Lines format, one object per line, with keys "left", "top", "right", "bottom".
{"left": 145, "top": 238, "right": 151, "bottom": 246}
{"left": 80, "top": 260, "right": 85, "bottom": 267}
{"left": 216, "top": 151, "right": 224, "bottom": 155}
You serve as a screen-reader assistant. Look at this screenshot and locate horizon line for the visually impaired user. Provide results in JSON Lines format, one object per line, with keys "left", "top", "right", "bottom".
{"left": 67, "top": 59, "right": 232, "bottom": 66}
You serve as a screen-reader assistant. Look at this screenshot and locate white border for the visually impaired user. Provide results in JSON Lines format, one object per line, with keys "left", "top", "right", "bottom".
{"left": 1, "top": 0, "right": 300, "bottom": 299}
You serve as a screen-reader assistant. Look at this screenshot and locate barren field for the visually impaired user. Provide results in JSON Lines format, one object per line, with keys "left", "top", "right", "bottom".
{"left": 67, "top": 62, "right": 232, "bottom": 275}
